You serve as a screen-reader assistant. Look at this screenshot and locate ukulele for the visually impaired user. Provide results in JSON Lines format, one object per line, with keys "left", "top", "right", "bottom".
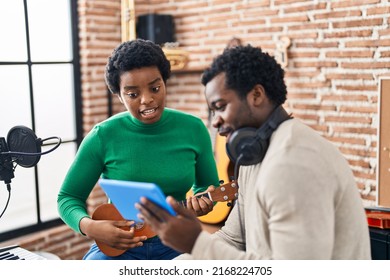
{"left": 92, "top": 180, "right": 238, "bottom": 256}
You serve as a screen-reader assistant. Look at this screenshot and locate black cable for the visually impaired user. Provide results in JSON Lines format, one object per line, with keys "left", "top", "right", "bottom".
{"left": 234, "top": 155, "right": 242, "bottom": 183}
{"left": 0, "top": 183, "right": 11, "bottom": 219}
{"left": 0, "top": 136, "right": 62, "bottom": 157}
{"left": 234, "top": 154, "right": 246, "bottom": 250}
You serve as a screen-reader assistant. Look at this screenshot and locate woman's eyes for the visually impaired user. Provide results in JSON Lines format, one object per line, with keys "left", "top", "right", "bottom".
{"left": 152, "top": 85, "right": 160, "bottom": 92}
{"left": 125, "top": 86, "right": 160, "bottom": 98}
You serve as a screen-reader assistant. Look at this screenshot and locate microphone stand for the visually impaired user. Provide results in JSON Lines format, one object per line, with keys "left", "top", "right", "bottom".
{"left": 0, "top": 137, "right": 14, "bottom": 219}
{"left": 0, "top": 137, "right": 14, "bottom": 185}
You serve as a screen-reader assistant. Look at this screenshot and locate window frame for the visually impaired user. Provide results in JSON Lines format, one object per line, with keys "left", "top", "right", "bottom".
{"left": 0, "top": 0, "right": 82, "bottom": 242}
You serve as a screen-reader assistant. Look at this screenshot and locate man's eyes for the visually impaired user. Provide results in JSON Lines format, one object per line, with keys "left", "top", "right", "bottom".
{"left": 214, "top": 104, "right": 226, "bottom": 111}
{"left": 126, "top": 92, "right": 138, "bottom": 98}
{"left": 210, "top": 104, "right": 226, "bottom": 116}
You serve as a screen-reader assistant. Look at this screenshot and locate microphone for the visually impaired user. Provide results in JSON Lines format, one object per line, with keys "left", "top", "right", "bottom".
{"left": 0, "top": 126, "right": 61, "bottom": 219}
{"left": 0, "top": 125, "right": 62, "bottom": 183}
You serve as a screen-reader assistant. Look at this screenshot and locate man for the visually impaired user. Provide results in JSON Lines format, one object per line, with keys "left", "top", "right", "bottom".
{"left": 136, "top": 45, "right": 371, "bottom": 259}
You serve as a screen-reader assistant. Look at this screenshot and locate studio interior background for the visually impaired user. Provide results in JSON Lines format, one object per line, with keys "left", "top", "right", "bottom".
{"left": 1, "top": 0, "right": 390, "bottom": 260}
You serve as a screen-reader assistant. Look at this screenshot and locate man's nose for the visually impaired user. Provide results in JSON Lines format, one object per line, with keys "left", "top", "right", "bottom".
{"left": 212, "top": 114, "right": 222, "bottom": 128}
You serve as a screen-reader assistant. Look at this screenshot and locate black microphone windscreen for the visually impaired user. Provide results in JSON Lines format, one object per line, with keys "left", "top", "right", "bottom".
{"left": 7, "top": 126, "right": 41, "bottom": 168}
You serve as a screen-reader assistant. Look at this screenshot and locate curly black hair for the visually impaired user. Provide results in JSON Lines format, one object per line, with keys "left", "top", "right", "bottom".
{"left": 105, "top": 39, "right": 171, "bottom": 94}
{"left": 201, "top": 45, "right": 287, "bottom": 106}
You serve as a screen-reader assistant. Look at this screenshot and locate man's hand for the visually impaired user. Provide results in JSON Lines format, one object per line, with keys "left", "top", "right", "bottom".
{"left": 135, "top": 196, "right": 203, "bottom": 253}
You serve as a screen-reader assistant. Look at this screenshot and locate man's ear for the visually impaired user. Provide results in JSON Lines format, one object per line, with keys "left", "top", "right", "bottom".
{"left": 247, "top": 84, "right": 266, "bottom": 107}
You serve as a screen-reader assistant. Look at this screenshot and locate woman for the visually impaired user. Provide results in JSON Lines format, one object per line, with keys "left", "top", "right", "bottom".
{"left": 57, "top": 39, "right": 220, "bottom": 260}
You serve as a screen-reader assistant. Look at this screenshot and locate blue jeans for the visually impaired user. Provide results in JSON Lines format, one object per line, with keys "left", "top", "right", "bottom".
{"left": 83, "top": 236, "right": 180, "bottom": 260}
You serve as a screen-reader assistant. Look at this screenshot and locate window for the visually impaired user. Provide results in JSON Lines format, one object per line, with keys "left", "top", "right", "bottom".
{"left": 0, "top": 0, "right": 82, "bottom": 241}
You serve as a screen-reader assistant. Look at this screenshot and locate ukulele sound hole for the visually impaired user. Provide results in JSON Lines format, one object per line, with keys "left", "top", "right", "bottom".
{"left": 135, "top": 223, "right": 145, "bottom": 230}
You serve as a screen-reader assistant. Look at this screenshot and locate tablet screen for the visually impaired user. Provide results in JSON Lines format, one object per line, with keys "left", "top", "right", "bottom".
{"left": 98, "top": 178, "right": 176, "bottom": 222}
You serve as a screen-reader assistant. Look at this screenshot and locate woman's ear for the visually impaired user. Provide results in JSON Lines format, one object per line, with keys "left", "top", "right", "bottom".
{"left": 248, "top": 84, "right": 266, "bottom": 107}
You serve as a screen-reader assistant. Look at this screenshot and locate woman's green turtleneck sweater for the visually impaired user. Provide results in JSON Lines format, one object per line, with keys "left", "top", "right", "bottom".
{"left": 57, "top": 108, "right": 219, "bottom": 233}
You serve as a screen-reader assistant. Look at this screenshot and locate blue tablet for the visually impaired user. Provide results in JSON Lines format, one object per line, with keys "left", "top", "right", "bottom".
{"left": 98, "top": 178, "right": 176, "bottom": 222}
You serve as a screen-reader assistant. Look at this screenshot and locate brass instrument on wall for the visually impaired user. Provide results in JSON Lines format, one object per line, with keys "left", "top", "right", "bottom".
{"left": 274, "top": 36, "right": 291, "bottom": 69}
{"left": 121, "top": 0, "right": 136, "bottom": 42}
{"left": 162, "top": 42, "right": 189, "bottom": 71}
{"left": 120, "top": 0, "right": 188, "bottom": 70}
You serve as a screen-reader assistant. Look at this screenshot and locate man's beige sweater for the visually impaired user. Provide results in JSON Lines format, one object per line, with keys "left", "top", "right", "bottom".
{"left": 178, "top": 119, "right": 371, "bottom": 260}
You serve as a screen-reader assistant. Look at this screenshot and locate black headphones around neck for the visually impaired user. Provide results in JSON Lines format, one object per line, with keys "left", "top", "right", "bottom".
{"left": 226, "top": 105, "right": 292, "bottom": 166}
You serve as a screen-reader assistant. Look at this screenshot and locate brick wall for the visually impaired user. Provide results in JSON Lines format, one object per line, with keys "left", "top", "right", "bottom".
{"left": 2, "top": 0, "right": 388, "bottom": 259}
{"left": 134, "top": 0, "right": 386, "bottom": 205}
